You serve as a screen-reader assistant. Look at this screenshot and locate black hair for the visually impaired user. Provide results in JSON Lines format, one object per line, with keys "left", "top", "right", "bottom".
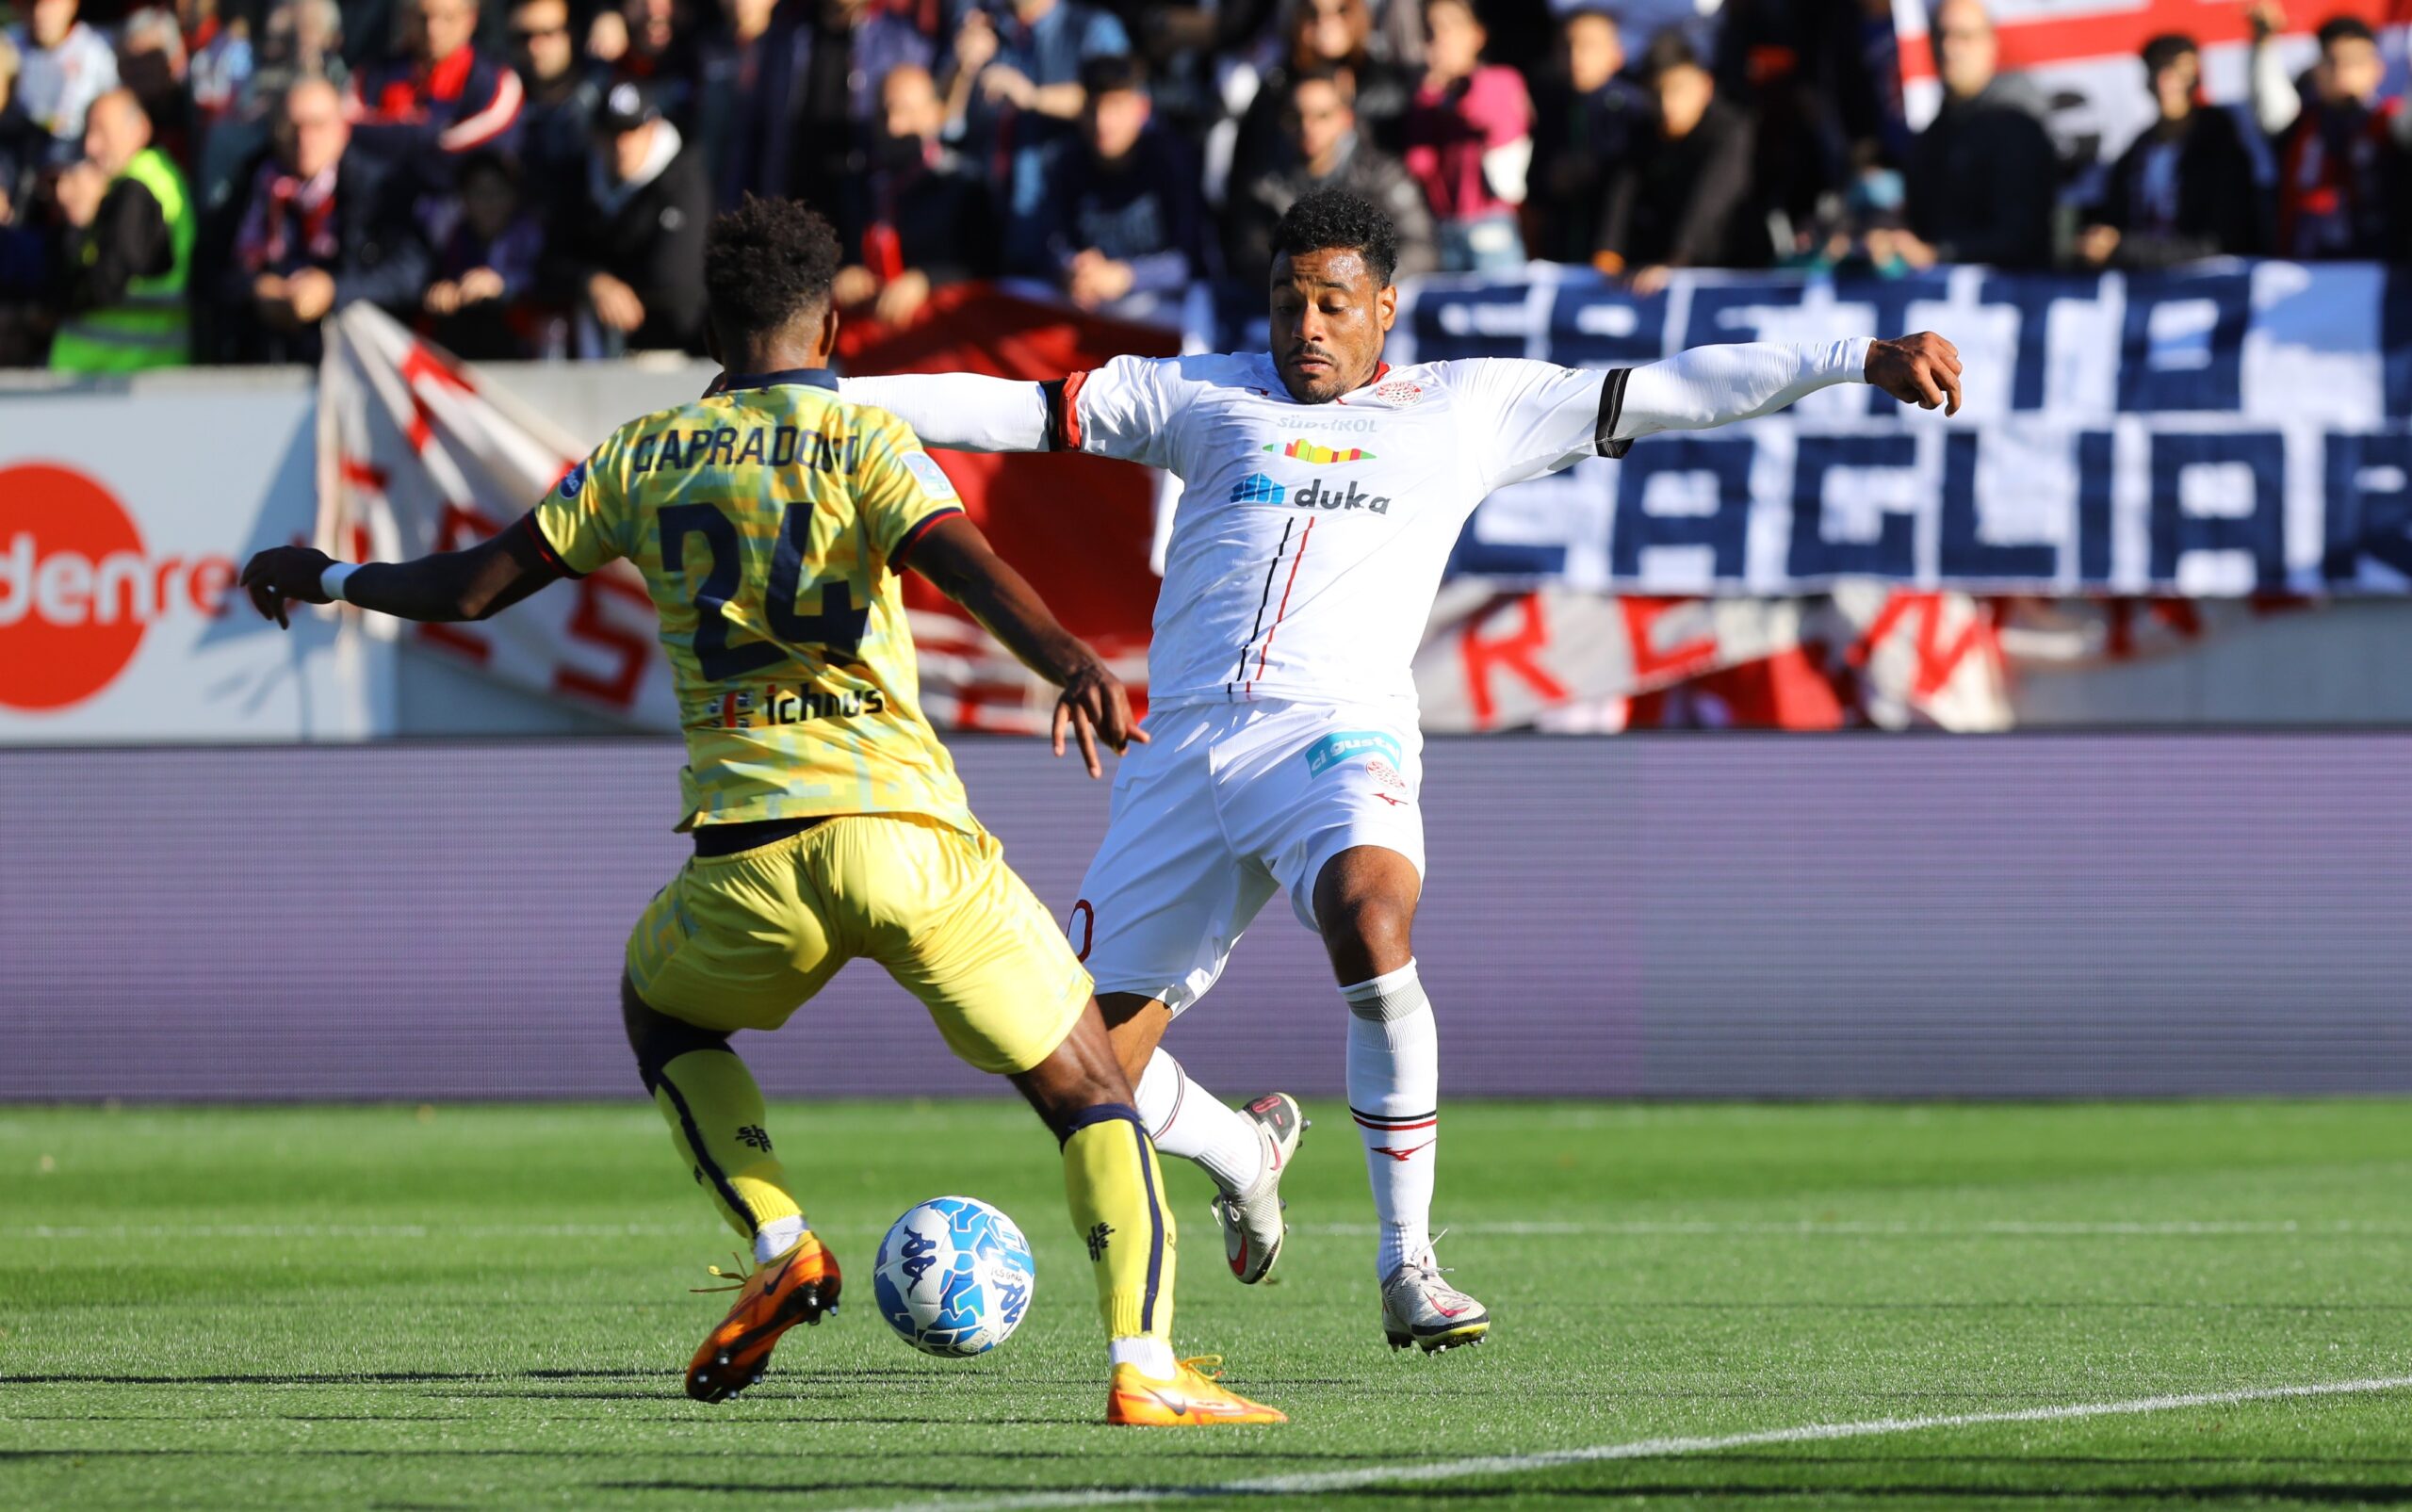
{"left": 2140, "top": 31, "right": 2196, "bottom": 76}
{"left": 456, "top": 147, "right": 522, "bottom": 192}
{"left": 703, "top": 195, "right": 842, "bottom": 341}
{"left": 1559, "top": 5, "right": 1622, "bottom": 31}
{"left": 2319, "top": 15, "right": 2377, "bottom": 49}
{"left": 1270, "top": 186, "right": 1399, "bottom": 286}
{"left": 1288, "top": 62, "right": 1356, "bottom": 103}
{"left": 1079, "top": 53, "right": 1147, "bottom": 97}
{"left": 1641, "top": 28, "right": 1701, "bottom": 81}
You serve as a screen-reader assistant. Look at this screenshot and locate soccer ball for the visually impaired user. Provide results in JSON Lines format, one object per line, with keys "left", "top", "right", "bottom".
{"left": 872, "top": 1195, "right": 1036, "bottom": 1358}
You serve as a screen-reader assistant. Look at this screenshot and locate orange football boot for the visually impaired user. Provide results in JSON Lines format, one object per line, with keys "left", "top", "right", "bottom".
{"left": 1106, "top": 1357, "right": 1289, "bottom": 1425}
{"left": 684, "top": 1233, "right": 842, "bottom": 1402}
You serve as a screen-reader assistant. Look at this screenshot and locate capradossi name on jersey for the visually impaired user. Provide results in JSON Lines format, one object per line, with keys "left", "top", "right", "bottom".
{"left": 632, "top": 425, "right": 867, "bottom": 477}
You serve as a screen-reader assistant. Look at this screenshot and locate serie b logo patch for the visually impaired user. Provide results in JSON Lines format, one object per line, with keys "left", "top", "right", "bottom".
{"left": 901, "top": 451, "right": 959, "bottom": 499}
{"left": 1373, "top": 379, "right": 1424, "bottom": 405}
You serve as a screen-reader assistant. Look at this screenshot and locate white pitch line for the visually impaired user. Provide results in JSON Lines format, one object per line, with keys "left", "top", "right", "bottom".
{"left": 1294, "top": 1219, "right": 2388, "bottom": 1237}
{"left": 846, "top": 1373, "right": 2412, "bottom": 1512}
{"left": 0, "top": 1223, "right": 701, "bottom": 1240}
{"left": 7, "top": 1218, "right": 2397, "bottom": 1242}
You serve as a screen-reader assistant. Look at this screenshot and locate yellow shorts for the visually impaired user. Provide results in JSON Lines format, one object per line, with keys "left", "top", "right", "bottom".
{"left": 624, "top": 813, "right": 1093, "bottom": 1076}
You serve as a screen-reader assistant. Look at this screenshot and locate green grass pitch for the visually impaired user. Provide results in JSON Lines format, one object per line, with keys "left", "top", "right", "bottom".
{"left": 5, "top": 1099, "right": 2412, "bottom": 1509}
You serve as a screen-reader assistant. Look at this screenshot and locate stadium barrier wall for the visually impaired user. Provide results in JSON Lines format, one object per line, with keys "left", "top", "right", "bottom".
{"left": 5, "top": 735, "right": 2406, "bottom": 1102}
{"left": 10, "top": 281, "right": 2412, "bottom": 741}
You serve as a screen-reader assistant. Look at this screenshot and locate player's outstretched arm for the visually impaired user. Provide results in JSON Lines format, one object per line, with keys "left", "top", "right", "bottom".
{"left": 1613, "top": 333, "right": 1962, "bottom": 444}
{"left": 238, "top": 525, "right": 563, "bottom": 629}
{"left": 839, "top": 373, "right": 1054, "bottom": 453}
{"left": 905, "top": 514, "right": 1147, "bottom": 778}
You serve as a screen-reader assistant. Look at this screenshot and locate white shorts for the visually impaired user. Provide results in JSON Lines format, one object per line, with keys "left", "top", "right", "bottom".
{"left": 1068, "top": 699, "right": 1425, "bottom": 1016}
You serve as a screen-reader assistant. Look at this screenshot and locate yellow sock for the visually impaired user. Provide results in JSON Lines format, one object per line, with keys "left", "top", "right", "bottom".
{"left": 1059, "top": 1103, "right": 1175, "bottom": 1343}
{"left": 649, "top": 1049, "right": 804, "bottom": 1243}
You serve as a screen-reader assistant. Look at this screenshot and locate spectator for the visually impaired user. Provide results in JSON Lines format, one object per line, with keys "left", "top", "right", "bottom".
{"left": 740, "top": 0, "right": 932, "bottom": 220}
{"left": 2252, "top": 9, "right": 2406, "bottom": 260}
{"left": 1713, "top": 0, "right": 1888, "bottom": 238}
{"left": 2078, "top": 32, "right": 2259, "bottom": 268}
{"left": 595, "top": 0, "right": 699, "bottom": 122}
{"left": 1119, "top": 0, "right": 1276, "bottom": 138}
{"left": 346, "top": 0, "right": 525, "bottom": 169}
{"left": 693, "top": 0, "right": 803, "bottom": 208}
{"left": 1526, "top": 6, "right": 1646, "bottom": 264}
{"left": 1228, "top": 66, "right": 1435, "bottom": 277}
{"left": 117, "top": 8, "right": 192, "bottom": 167}
{"left": 545, "top": 80, "right": 707, "bottom": 352}
{"left": 0, "top": 32, "right": 42, "bottom": 217}
{"left": 47, "top": 88, "right": 192, "bottom": 370}
{"left": 1232, "top": 0, "right": 1416, "bottom": 187}
{"left": 832, "top": 61, "right": 997, "bottom": 328}
{"left": 1030, "top": 54, "right": 1203, "bottom": 322}
{"left": 942, "top": 0, "right": 1128, "bottom": 267}
{"left": 1785, "top": 148, "right": 1932, "bottom": 278}
{"left": 1365, "top": 0, "right": 1427, "bottom": 69}
{"left": 1903, "top": 0, "right": 2056, "bottom": 268}
{"left": 1595, "top": 30, "right": 1757, "bottom": 288}
{"left": 508, "top": 0, "right": 599, "bottom": 202}
{"left": 423, "top": 147, "right": 543, "bottom": 355}
{"left": 8, "top": 0, "right": 119, "bottom": 168}
{"left": 1403, "top": 0, "right": 1530, "bottom": 271}
{"left": 221, "top": 76, "right": 428, "bottom": 362}
{"left": 186, "top": 0, "right": 253, "bottom": 125}
{"left": 247, "top": 0, "right": 344, "bottom": 103}
{"left": 194, "top": 2, "right": 338, "bottom": 271}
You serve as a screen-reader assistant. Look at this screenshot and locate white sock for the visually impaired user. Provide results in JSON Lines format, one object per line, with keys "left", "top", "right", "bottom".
{"left": 1345, "top": 959, "right": 1438, "bottom": 1280}
{"left": 753, "top": 1214, "right": 809, "bottom": 1266}
{"left": 1133, "top": 1047, "right": 1266, "bottom": 1197}
{"left": 1109, "top": 1335, "right": 1177, "bottom": 1377}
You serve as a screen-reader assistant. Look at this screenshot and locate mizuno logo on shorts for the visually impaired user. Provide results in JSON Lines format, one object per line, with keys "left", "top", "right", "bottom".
{"left": 1302, "top": 730, "right": 1406, "bottom": 778}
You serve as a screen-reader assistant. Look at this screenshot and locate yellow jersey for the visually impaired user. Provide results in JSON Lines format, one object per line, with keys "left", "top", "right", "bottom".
{"left": 525, "top": 367, "right": 974, "bottom": 833}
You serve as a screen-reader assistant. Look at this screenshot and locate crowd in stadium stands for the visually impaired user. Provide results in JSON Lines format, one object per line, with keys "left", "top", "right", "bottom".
{"left": 0, "top": 0, "right": 2405, "bottom": 368}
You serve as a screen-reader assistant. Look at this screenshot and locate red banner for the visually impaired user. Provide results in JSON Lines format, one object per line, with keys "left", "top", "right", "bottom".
{"left": 842, "top": 284, "right": 1174, "bottom": 664}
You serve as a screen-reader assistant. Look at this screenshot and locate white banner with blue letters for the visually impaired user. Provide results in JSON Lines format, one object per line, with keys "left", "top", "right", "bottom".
{"left": 1375, "top": 262, "right": 2412, "bottom": 596}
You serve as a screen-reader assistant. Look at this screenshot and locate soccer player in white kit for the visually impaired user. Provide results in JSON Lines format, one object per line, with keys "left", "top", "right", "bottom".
{"left": 844, "top": 188, "right": 1964, "bottom": 1352}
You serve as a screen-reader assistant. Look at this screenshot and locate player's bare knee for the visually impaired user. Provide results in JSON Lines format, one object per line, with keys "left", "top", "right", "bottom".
{"left": 1013, "top": 1004, "right": 1136, "bottom": 1136}
{"left": 1314, "top": 873, "right": 1417, "bottom": 979}
{"left": 1098, "top": 994, "right": 1170, "bottom": 1085}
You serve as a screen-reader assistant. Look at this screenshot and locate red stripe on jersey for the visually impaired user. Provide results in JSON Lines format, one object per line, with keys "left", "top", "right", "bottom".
{"left": 427, "top": 45, "right": 475, "bottom": 101}
{"left": 438, "top": 64, "right": 523, "bottom": 152}
{"left": 1059, "top": 369, "right": 1090, "bottom": 450}
{"left": 514, "top": 511, "right": 583, "bottom": 578}
{"left": 888, "top": 505, "right": 966, "bottom": 575}
{"left": 1247, "top": 517, "right": 1313, "bottom": 691}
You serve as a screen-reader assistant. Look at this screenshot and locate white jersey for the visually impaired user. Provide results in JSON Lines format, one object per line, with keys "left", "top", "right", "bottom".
{"left": 839, "top": 337, "right": 1868, "bottom": 715}
{"left": 1065, "top": 352, "right": 1614, "bottom": 710}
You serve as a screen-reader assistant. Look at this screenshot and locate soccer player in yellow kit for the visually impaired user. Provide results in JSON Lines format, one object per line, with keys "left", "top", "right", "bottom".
{"left": 237, "top": 197, "right": 1283, "bottom": 1426}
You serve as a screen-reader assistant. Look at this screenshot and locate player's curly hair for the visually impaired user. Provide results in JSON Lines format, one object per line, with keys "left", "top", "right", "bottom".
{"left": 1270, "top": 187, "right": 1399, "bottom": 288}
{"left": 703, "top": 195, "right": 843, "bottom": 340}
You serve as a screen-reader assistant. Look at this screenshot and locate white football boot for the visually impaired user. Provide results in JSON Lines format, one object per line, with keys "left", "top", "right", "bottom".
{"left": 1380, "top": 1242, "right": 1491, "bottom": 1353}
{"left": 1210, "top": 1093, "right": 1307, "bottom": 1284}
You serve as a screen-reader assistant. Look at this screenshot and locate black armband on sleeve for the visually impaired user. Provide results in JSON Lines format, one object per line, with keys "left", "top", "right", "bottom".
{"left": 1038, "top": 379, "right": 1070, "bottom": 452}
{"left": 1595, "top": 367, "right": 1634, "bottom": 460}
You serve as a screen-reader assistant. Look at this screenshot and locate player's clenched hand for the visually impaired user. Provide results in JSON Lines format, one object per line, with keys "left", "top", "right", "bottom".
{"left": 1866, "top": 332, "right": 1963, "bottom": 416}
{"left": 1051, "top": 659, "right": 1149, "bottom": 779}
{"left": 239, "top": 545, "right": 336, "bottom": 629}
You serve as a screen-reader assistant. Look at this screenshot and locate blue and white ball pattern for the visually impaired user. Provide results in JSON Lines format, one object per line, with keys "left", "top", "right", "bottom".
{"left": 872, "top": 1196, "right": 1036, "bottom": 1358}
